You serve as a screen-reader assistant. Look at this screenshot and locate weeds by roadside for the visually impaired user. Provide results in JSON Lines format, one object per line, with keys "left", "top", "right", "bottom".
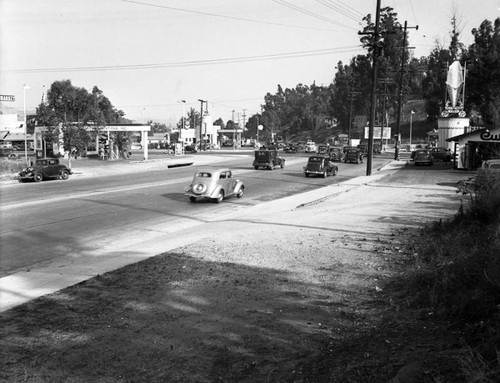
{"left": 401, "top": 169, "right": 500, "bottom": 381}
{"left": 0, "top": 158, "right": 26, "bottom": 181}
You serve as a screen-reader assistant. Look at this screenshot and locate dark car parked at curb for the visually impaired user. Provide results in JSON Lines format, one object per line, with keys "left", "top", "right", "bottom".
{"left": 17, "top": 158, "right": 72, "bottom": 182}
{"left": 253, "top": 149, "right": 285, "bottom": 170}
{"left": 304, "top": 155, "right": 338, "bottom": 178}
{"left": 185, "top": 169, "right": 244, "bottom": 203}
{"left": 343, "top": 147, "right": 364, "bottom": 164}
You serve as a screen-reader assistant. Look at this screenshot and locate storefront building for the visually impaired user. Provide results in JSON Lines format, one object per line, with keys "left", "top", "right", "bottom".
{"left": 447, "top": 127, "right": 500, "bottom": 170}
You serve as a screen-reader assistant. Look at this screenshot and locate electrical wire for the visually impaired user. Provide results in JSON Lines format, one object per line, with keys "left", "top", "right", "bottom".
{"left": 4, "top": 46, "right": 363, "bottom": 74}
{"left": 271, "top": 0, "right": 355, "bottom": 29}
{"left": 314, "top": 0, "right": 363, "bottom": 23}
{"left": 121, "top": 0, "right": 348, "bottom": 32}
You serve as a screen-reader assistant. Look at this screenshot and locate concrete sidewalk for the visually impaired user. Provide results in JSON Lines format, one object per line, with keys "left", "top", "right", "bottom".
{"left": 0, "top": 159, "right": 463, "bottom": 312}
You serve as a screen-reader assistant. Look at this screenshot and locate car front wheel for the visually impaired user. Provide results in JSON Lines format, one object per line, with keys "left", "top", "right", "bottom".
{"left": 59, "top": 170, "right": 70, "bottom": 180}
{"left": 189, "top": 196, "right": 197, "bottom": 202}
{"left": 34, "top": 172, "right": 43, "bottom": 182}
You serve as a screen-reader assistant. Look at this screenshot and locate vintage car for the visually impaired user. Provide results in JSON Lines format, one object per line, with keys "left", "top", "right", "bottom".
{"left": 316, "top": 144, "right": 329, "bottom": 155}
{"left": 185, "top": 169, "right": 244, "bottom": 203}
{"left": 328, "top": 146, "right": 345, "bottom": 162}
{"left": 284, "top": 144, "right": 299, "bottom": 153}
{"left": 253, "top": 149, "right": 285, "bottom": 170}
{"left": 413, "top": 149, "right": 433, "bottom": 166}
{"left": 17, "top": 158, "right": 72, "bottom": 182}
{"left": 480, "top": 159, "right": 500, "bottom": 173}
{"left": 343, "top": 147, "right": 364, "bottom": 164}
{"left": 304, "top": 155, "right": 338, "bottom": 178}
{"left": 304, "top": 142, "right": 317, "bottom": 153}
{"left": 430, "top": 147, "right": 452, "bottom": 162}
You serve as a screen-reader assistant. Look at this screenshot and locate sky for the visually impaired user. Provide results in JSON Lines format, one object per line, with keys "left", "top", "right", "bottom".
{"left": 1, "top": 0, "right": 499, "bottom": 126}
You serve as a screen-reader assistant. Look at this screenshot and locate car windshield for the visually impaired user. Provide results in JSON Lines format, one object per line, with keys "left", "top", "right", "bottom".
{"left": 345, "top": 149, "right": 357, "bottom": 154}
{"left": 416, "top": 150, "right": 429, "bottom": 154}
{"left": 196, "top": 172, "right": 212, "bottom": 178}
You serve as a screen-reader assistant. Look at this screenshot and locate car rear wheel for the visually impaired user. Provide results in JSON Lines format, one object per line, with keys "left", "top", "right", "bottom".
{"left": 305, "top": 173, "right": 309, "bottom": 177}
{"left": 34, "top": 172, "right": 43, "bottom": 182}
{"left": 215, "top": 190, "right": 224, "bottom": 203}
{"left": 254, "top": 166, "right": 258, "bottom": 170}
{"left": 59, "top": 169, "right": 70, "bottom": 180}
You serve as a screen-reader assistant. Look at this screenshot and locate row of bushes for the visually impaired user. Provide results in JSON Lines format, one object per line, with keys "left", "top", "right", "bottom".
{"left": 402, "top": 169, "right": 500, "bottom": 381}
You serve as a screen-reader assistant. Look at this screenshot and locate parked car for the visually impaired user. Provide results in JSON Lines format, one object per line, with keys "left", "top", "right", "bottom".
{"left": 17, "top": 158, "right": 72, "bottom": 182}
{"left": 253, "top": 149, "right": 285, "bottom": 170}
{"left": 0, "top": 148, "right": 15, "bottom": 157}
{"left": 357, "top": 143, "right": 368, "bottom": 157}
{"left": 284, "top": 144, "right": 299, "bottom": 153}
{"left": 304, "top": 156, "right": 338, "bottom": 178}
{"left": 316, "top": 144, "right": 329, "bottom": 155}
{"left": 480, "top": 159, "right": 500, "bottom": 173}
{"left": 413, "top": 149, "right": 433, "bottom": 166}
{"left": 184, "top": 144, "right": 198, "bottom": 153}
{"left": 430, "top": 147, "right": 452, "bottom": 162}
{"left": 185, "top": 169, "right": 244, "bottom": 203}
{"left": 343, "top": 147, "right": 364, "bottom": 164}
{"left": 328, "top": 146, "right": 345, "bottom": 162}
{"left": 304, "top": 142, "right": 317, "bottom": 153}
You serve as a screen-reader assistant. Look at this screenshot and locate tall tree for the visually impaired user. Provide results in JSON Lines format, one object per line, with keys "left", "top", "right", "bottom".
{"left": 465, "top": 18, "right": 500, "bottom": 127}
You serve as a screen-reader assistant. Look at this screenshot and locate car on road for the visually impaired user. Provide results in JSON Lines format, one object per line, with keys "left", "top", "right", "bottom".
{"left": 185, "top": 169, "right": 244, "bottom": 203}
{"left": 304, "top": 155, "right": 338, "bottom": 178}
{"left": 253, "top": 149, "right": 285, "bottom": 170}
{"left": 413, "top": 149, "right": 433, "bottom": 166}
{"left": 316, "top": 144, "right": 329, "bottom": 155}
{"left": 328, "top": 146, "right": 345, "bottom": 162}
{"left": 17, "top": 158, "right": 72, "bottom": 182}
{"left": 304, "top": 142, "right": 317, "bottom": 153}
{"left": 343, "top": 147, "right": 364, "bottom": 164}
{"left": 430, "top": 147, "right": 452, "bottom": 162}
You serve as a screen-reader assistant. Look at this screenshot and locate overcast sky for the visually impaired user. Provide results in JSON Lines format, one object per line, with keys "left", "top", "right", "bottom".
{"left": 1, "top": 0, "right": 499, "bottom": 125}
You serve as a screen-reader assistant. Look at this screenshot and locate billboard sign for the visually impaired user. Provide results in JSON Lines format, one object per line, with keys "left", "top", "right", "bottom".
{"left": 364, "top": 126, "right": 392, "bottom": 139}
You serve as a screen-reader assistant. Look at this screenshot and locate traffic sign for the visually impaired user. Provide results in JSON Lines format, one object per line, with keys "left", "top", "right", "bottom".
{"left": 0, "top": 95, "right": 15, "bottom": 102}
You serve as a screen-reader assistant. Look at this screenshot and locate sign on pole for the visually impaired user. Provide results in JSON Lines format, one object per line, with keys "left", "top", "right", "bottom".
{"left": 0, "top": 95, "right": 15, "bottom": 102}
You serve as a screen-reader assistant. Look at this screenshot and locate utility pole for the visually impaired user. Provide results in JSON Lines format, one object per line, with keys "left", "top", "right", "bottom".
{"left": 359, "top": 0, "right": 381, "bottom": 176}
{"left": 394, "top": 20, "right": 419, "bottom": 160}
{"left": 378, "top": 78, "right": 393, "bottom": 151}
{"left": 347, "top": 90, "right": 361, "bottom": 142}
{"left": 198, "top": 99, "right": 206, "bottom": 150}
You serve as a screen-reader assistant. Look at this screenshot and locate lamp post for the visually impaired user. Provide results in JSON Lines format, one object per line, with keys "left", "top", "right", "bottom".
{"left": 177, "top": 100, "right": 186, "bottom": 142}
{"left": 409, "top": 110, "right": 415, "bottom": 148}
{"left": 23, "top": 84, "right": 31, "bottom": 165}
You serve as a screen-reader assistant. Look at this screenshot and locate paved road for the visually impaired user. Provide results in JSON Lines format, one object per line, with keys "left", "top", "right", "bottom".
{"left": 0, "top": 152, "right": 390, "bottom": 277}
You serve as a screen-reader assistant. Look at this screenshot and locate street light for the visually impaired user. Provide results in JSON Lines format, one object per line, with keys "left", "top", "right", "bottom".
{"left": 177, "top": 100, "right": 186, "bottom": 142}
{"left": 409, "top": 110, "right": 415, "bottom": 148}
{"left": 23, "top": 84, "right": 31, "bottom": 165}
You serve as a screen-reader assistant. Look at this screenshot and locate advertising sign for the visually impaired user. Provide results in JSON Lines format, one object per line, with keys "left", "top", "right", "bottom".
{"left": 364, "top": 126, "right": 392, "bottom": 139}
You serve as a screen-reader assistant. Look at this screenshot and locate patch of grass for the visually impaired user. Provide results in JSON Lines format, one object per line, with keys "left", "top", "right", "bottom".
{"left": 400, "top": 170, "right": 500, "bottom": 380}
{"left": 0, "top": 158, "right": 26, "bottom": 180}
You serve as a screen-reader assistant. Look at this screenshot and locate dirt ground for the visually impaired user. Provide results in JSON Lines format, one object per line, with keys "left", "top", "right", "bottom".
{"left": 0, "top": 215, "right": 466, "bottom": 383}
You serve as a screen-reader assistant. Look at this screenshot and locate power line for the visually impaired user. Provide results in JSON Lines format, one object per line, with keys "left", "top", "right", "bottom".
{"left": 315, "top": 0, "right": 363, "bottom": 23}
{"left": 121, "top": 0, "right": 348, "bottom": 32}
{"left": 4, "top": 46, "right": 363, "bottom": 74}
{"left": 272, "top": 0, "right": 356, "bottom": 29}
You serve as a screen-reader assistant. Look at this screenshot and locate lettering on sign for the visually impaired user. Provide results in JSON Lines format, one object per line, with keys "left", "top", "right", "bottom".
{"left": 480, "top": 130, "right": 500, "bottom": 141}
{"left": 0, "top": 95, "right": 15, "bottom": 102}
